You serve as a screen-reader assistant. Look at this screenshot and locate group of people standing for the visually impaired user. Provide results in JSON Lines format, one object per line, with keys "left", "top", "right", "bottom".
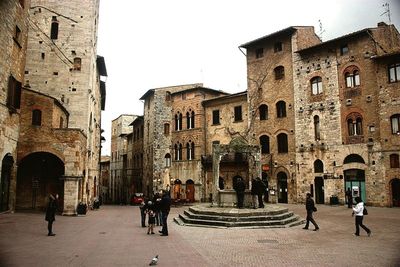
{"left": 233, "top": 176, "right": 267, "bottom": 209}
{"left": 140, "top": 190, "right": 171, "bottom": 236}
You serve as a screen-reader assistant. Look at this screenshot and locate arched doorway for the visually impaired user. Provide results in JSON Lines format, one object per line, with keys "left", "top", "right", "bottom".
{"left": 0, "top": 154, "right": 14, "bottom": 212}
{"left": 173, "top": 179, "right": 182, "bottom": 200}
{"left": 16, "top": 152, "right": 64, "bottom": 211}
{"left": 391, "top": 178, "right": 400, "bottom": 207}
{"left": 277, "top": 172, "right": 288, "bottom": 203}
{"left": 185, "top": 179, "right": 195, "bottom": 202}
{"left": 343, "top": 154, "right": 366, "bottom": 203}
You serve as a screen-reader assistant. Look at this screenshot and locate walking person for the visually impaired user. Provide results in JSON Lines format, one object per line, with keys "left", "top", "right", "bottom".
{"left": 346, "top": 188, "right": 353, "bottom": 208}
{"left": 159, "top": 190, "right": 171, "bottom": 236}
{"left": 234, "top": 177, "right": 246, "bottom": 208}
{"left": 303, "top": 193, "right": 319, "bottom": 231}
{"left": 352, "top": 196, "right": 371, "bottom": 237}
{"left": 45, "top": 194, "right": 59, "bottom": 236}
{"left": 146, "top": 201, "right": 156, "bottom": 235}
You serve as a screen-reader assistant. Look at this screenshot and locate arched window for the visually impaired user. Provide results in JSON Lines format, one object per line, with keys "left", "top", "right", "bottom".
{"left": 390, "top": 154, "right": 399, "bottom": 168}
{"left": 343, "top": 154, "right": 365, "bottom": 164}
{"left": 50, "top": 16, "right": 58, "bottom": 39}
{"left": 259, "top": 135, "right": 270, "bottom": 154}
{"left": 191, "top": 110, "right": 195, "bottom": 128}
{"left": 311, "top": 76, "right": 323, "bottom": 95}
{"left": 314, "top": 115, "right": 320, "bottom": 140}
{"left": 175, "top": 112, "right": 182, "bottom": 131}
{"left": 345, "top": 67, "right": 360, "bottom": 88}
{"left": 347, "top": 113, "right": 363, "bottom": 136}
{"left": 277, "top": 133, "right": 288, "bottom": 153}
{"left": 186, "top": 140, "right": 195, "bottom": 160}
{"left": 186, "top": 109, "right": 195, "bottom": 129}
{"left": 165, "top": 153, "right": 171, "bottom": 167}
{"left": 276, "top": 101, "right": 286, "bottom": 118}
{"left": 390, "top": 114, "right": 400, "bottom": 134}
{"left": 32, "top": 109, "right": 42, "bottom": 126}
{"left": 259, "top": 104, "right": 268, "bottom": 120}
{"left": 274, "top": 66, "right": 285, "bottom": 80}
{"left": 174, "top": 143, "right": 182, "bottom": 160}
{"left": 314, "top": 159, "right": 324, "bottom": 173}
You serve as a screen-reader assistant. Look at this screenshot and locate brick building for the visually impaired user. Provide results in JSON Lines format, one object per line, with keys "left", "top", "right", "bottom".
{"left": 0, "top": 0, "right": 30, "bottom": 212}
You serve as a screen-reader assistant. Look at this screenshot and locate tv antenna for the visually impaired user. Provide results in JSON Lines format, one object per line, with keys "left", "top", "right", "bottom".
{"left": 317, "top": 19, "right": 326, "bottom": 41}
{"left": 381, "top": 3, "right": 391, "bottom": 24}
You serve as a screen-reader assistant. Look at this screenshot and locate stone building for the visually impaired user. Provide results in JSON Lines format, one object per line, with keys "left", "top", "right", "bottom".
{"left": 100, "top": 155, "right": 110, "bottom": 203}
{"left": 293, "top": 22, "right": 400, "bottom": 206}
{"left": 140, "top": 84, "right": 228, "bottom": 201}
{"left": 110, "top": 114, "right": 135, "bottom": 203}
{"left": 129, "top": 116, "right": 144, "bottom": 194}
{"left": 240, "top": 27, "right": 321, "bottom": 204}
{"left": 0, "top": 0, "right": 30, "bottom": 212}
{"left": 6, "top": 0, "right": 107, "bottom": 215}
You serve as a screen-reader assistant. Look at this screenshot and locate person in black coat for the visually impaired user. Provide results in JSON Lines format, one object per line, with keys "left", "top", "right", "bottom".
{"left": 159, "top": 190, "right": 171, "bottom": 236}
{"left": 45, "top": 194, "right": 59, "bottom": 236}
{"left": 303, "top": 193, "right": 319, "bottom": 231}
{"left": 346, "top": 188, "right": 353, "bottom": 208}
{"left": 153, "top": 192, "right": 162, "bottom": 226}
{"left": 256, "top": 177, "right": 266, "bottom": 208}
{"left": 234, "top": 177, "right": 246, "bottom": 208}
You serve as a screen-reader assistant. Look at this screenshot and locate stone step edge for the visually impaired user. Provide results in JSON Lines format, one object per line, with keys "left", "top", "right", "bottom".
{"left": 184, "top": 210, "right": 294, "bottom": 221}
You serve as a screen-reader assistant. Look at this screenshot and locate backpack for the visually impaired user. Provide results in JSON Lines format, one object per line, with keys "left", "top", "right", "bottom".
{"left": 363, "top": 207, "right": 368, "bottom": 215}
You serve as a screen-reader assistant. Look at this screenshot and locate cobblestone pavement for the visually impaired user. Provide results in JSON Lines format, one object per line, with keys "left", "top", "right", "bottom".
{"left": 0, "top": 204, "right": 399, "bottom": 267}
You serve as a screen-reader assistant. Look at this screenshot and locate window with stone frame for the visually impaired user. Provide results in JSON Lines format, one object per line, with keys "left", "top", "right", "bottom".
{"left": 234, "top": 106, "right": 242, "bottom": 122}
{"left": 277, "top": 133, "right": 288, "bottom": 153}
{"left": 390, "top": 114, "right": 400, "bottom": 134}
{"left": 174, "top": 143, "right": 182, "bottom": 160}
{"left": 274, "top": 66, "right": 285, "bottom": 80}
{"left": 186, "top": 109, "right": 195, "bottom": 129}
{"left": 7, "top": 75, "right": 22, "bottom": 111}
{"left": 186, "top": 140, "right": 195, "bottom": 160}
{"left": 175, "top": 112, "right": 182, "bottom": 131}
{"left": 388, "top": 62, "right": 400, "bottom": 83}
{"left": 259, "top": 104, "right": 268, "bottom": 120}
{"left": 276, "top": 101, "right": 286, "bottom": 118}
{"left": 340, "top": 44, "right": 349, "bottom": 55}
{"left": 165, "top": 153, "right": 171, "bottom": 167}
{"left": 73, "top": 57, "right": 81, "bottom": 71}
{"left": 32, "top": 109, "right": 42, "bottom": 126}
{"left": 311, "top": 76, "right": 323, "bottom": 95}
{"left": 255, "top": 48, "right": 264, "bottom": 59}
{"left": 344, "top": 66, "right": 360, "bottom": 88}
{"left": 259, "top": 135, "right": 270, "bottom": 154}
{"left": 50, "top": 16, "right": 59, "bottom": 40}
{"left": 314, "top": 115, "right": 320, "bottom": 140}
{"left": 164, "top": 123, "right": 170, "bottom": 135}
{"left": 347, "top": 113, "right": 363, "bottom": 136}
{"left": 274, "top": 42, "right": 283, "bottom": 52}
{"left": 212, "top": 110, "right": 220, "bottom": 125}
{"left": 390, "top": 154, "right": 399, "bottom": 168}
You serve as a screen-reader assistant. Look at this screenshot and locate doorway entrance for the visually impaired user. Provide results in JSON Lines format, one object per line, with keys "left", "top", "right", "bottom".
{"left": 185, "top": 179, "right": 195, "bottom": 202}
{"left": 173, "top": 179, "right": 182, "bottom": 200}
{"left": 314, "top": 176, "right": 325, "bottom": 204}
{"left": 344, "top": 169, "right": 366, "bottom": 203}
{"left": 16, "top": 152, "right": 64, "bottom": 211}
{"left": 277, "top": 172, "right": 288, "bottom": 203}
{"left": 391, "top": 178, "right": 400, "bottom": 207}
{"left": 0, "top": 154, "right": 14, "bottom": 212}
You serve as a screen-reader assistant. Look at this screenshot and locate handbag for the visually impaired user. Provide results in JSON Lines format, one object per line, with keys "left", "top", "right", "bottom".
{"left": 363, "top": 207, "right": 368, "bottom": 215}
{"left": 313, "top": 206, "right": 317, "bottom": 212}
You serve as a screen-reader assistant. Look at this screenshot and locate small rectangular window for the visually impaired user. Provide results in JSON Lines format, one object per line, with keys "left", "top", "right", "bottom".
{"left": 340, "top": 44, "right": 349, "bottom": 55}
{"left": 7, "top": 75, "right": 22, "bottom": 110}
{"left": 50, "top": 17, "right": 59, "bottom": 40}
{"left": 255, "top": 48, "right": 264, "bottom": 59}
{"left": 388, "top": 63, "right": 400, "bottom": 83}
{"left": 234, "top": 106, "right": 242, "bottom": 122}
{"left": 164, "top": 123, "right": 170, "bottom": 135}
{"left": 274, "top": 42, "right": 282, "bottom": 52}
{"left": 212, "top": 110, "right": 220, "bottom": 125}
{"left": 73, "top": 58, "right": 81, "bottom": 71}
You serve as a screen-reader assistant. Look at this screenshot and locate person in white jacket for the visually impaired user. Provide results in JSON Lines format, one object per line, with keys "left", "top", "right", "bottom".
{"left": 352, "top": 197, "right": 371, "bottom": 236}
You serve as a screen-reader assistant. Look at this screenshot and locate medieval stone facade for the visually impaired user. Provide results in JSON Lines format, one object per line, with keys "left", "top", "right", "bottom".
{"left": 0, "top": 0, "right": 107, "bottom": 215}
{"left": 0, "top": 0, "right": 30, "bottom": 212}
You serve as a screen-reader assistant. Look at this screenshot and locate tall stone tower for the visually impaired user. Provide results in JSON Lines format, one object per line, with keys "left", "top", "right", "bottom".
{"left": 21, "top": 0, "right": 106, "bottom": 214}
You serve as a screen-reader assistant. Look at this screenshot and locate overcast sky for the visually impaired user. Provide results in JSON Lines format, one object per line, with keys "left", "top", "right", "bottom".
{"left": 97, "top": 0, "right": 400, "bottom": 155}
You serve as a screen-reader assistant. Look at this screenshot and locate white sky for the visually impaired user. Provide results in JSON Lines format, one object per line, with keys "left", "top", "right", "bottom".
{"left": 97, "top": 0, "right": 400, "bottom": 155}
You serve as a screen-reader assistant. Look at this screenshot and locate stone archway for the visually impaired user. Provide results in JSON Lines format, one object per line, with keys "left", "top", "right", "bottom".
{"left": 0, "top": 154, "right": 14, "bottom": 212}
{"left": 16, "top": 152, "right": 64, "bottom": 211}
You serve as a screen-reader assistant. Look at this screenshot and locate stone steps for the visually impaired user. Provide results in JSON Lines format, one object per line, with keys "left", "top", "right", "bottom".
{"left": 174, "top": 204, "right": 305, "bottom": 229}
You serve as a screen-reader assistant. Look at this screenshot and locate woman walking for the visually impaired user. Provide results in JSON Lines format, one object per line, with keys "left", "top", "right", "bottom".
{"left": 352, "top": 196, "right": 371, "bottom": 237}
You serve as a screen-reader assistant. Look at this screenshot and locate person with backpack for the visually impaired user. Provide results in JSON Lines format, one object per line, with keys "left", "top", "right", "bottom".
{"left": 352, "top": 196, "right": 371, "bottom": 237}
